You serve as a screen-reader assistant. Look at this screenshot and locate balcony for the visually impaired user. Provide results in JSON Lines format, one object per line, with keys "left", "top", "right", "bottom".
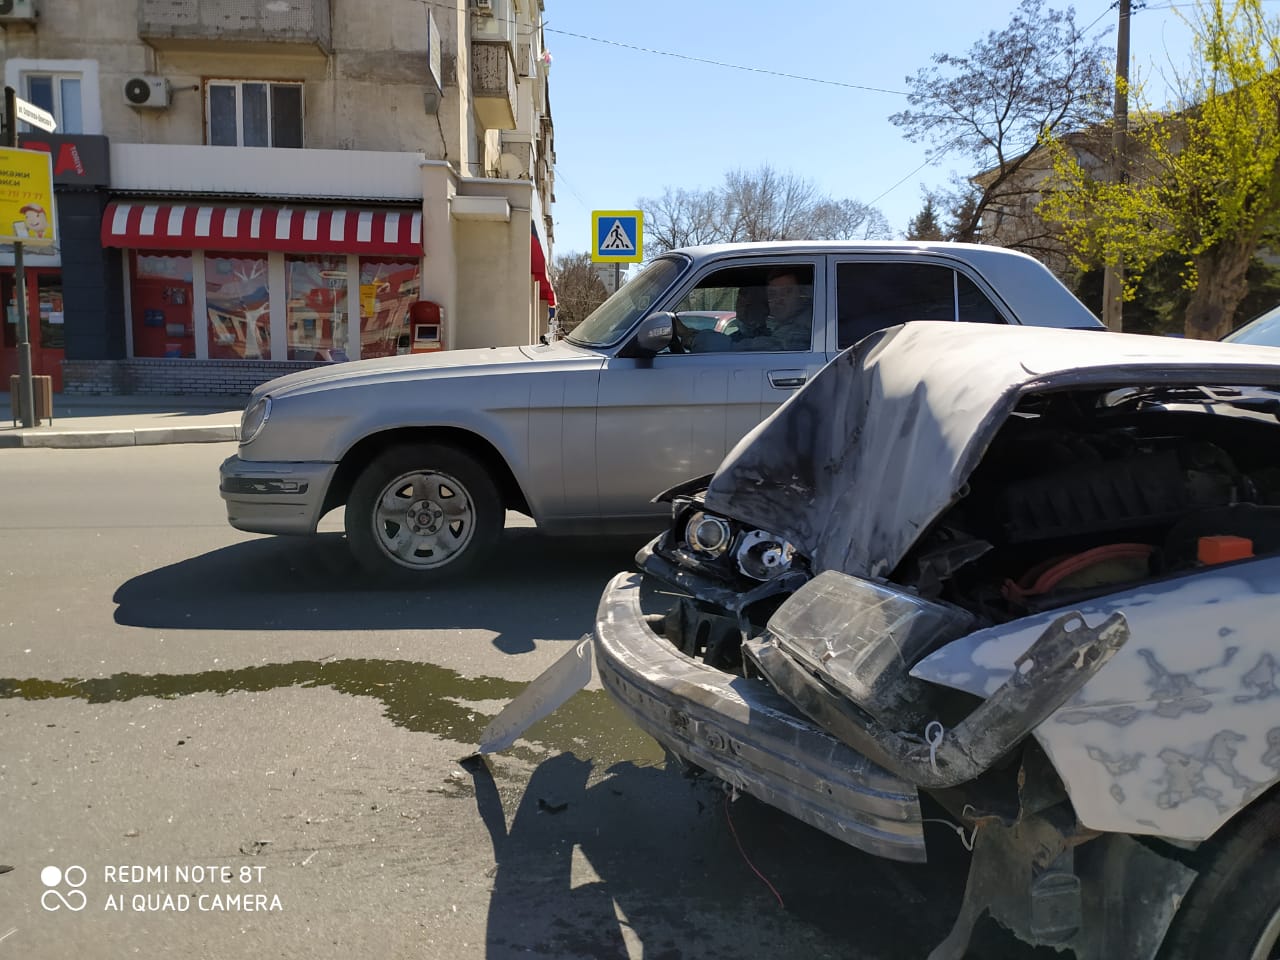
{"left": 138, "top": 0, "right": 331, "bottom": 56}
{"left": 471, "top": 40, "right": 516, "bottom": 131}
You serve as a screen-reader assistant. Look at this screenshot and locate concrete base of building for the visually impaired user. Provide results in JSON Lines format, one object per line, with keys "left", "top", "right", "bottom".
{"left": 61, "top": 358, "right": 329, "bottom": 397}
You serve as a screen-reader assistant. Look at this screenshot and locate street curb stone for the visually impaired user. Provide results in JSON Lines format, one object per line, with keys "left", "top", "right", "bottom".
{"left": 0, "top": 425, "right": 240, "bottom": 449}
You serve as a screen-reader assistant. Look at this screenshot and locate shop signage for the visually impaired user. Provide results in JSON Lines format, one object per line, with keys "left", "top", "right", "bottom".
{"left": 17, "top": 133, "right": 110, "bottom": 188}
{"left": 0, "top": 147, "right": 56, "bottom": 245}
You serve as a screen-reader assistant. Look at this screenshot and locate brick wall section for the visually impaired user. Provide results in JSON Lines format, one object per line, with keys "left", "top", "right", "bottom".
{"left": 61, "top": 359, "right": 329, "bottom": 397}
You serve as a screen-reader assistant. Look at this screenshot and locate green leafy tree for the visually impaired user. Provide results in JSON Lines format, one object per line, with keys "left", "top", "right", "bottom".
{"left": 1041, "top": 0, "right": 1280, "bottom": 339}
{"left": 906, "top": 192, "right": 946, "bottom": 241}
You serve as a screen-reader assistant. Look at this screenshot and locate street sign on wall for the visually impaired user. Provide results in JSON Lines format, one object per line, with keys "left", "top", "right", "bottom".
{"left": 591, "top": 210, "right": 643, "bottom": 263}
{"left": 14, "top": 96, "right": 57, "bottom": 133}
{"left": 0, "top": 147, "right": 56, "bottom": 246}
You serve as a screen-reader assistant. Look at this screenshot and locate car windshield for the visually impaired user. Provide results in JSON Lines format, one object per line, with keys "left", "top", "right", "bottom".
{"left": 1224, "top": 304, "right": 1280, "bottom": 346}
{"left": 567, "top": 256, "right": 687, "bottom": 347}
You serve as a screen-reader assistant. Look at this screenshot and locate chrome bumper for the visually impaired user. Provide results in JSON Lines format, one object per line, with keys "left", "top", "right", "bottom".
{"left": 218, "top": 454, "right": 337, "bottom": 535}
{"left": 592, "top": 571, "right": 926, "bottom": 863}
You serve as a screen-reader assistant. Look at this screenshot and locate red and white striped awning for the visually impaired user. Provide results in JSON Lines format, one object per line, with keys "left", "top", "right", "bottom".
{"left": 101, "top": 202, "right": 423, "bottom": 257}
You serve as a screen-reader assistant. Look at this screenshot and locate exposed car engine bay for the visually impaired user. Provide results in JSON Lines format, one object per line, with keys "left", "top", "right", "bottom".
{"left": 897, "top": 386, "right": 1280, "bottom": 623}
{"left": 652, "top": 384, "right": 1280, "bottom": 672}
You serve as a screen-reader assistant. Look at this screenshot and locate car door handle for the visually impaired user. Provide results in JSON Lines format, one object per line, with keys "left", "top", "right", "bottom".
{"left": 768, "top": 370, "right": 807, "bottom": 389}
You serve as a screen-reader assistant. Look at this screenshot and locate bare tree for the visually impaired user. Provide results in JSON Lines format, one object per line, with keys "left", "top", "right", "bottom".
{"left": 890, "top": 0, "right": 1112, "bottom": 246}
{"left": 809, "top": 198, "right": 893, "bottom": 240}
{"left": 638, "top": 164, "right": 890, "bottom": 255}
{"left": 641, "top": 186, "right": 725, "bottom": 252}
{"left": 548, "top": 252, "right": 609, "bottom": 333}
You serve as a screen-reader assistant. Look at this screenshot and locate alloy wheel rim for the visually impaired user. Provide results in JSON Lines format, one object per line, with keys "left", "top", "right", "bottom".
{"left": 373, "top": 469, "right": 475, "bottom": 570}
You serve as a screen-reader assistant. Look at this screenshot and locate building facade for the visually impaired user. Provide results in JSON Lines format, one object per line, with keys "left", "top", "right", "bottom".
{"left": 0, "top": 0, "right": 556, "bottom": 394}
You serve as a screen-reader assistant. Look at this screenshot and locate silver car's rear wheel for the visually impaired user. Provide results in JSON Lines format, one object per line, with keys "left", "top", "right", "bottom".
{"left": 346, "top": 444, "right": 501, "bottom": 580}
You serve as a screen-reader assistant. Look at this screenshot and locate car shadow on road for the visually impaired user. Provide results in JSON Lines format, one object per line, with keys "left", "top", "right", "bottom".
{"left": 111, "top": 528, "right": 650, "bottom": 651}
{"left": 463, "top": 751, "right": 990, "bottom": 960}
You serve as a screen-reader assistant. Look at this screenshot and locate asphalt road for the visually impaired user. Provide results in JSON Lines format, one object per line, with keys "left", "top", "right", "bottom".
{"left": 0, "top": 444, "right": 1035, "bottom": 960}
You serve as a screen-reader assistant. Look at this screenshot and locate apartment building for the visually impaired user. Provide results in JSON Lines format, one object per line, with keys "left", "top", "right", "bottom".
{"left": 0, "top": 0, "right": 556, "bottom": 394}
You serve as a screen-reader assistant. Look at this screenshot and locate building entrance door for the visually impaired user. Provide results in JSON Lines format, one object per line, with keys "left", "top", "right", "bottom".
{"left": 2, "top": 269, "right": 65, "bottom": 392}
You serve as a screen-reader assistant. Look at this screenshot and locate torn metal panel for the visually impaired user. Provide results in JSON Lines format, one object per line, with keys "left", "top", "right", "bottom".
{"left": 703, "top": 322, "right": 1280, "bottom": 580}
{"left": 911, "top": 554, "right": 1280, "bottom": 840}
{"left": 927, "top": 819, "right": 1195, "bottom": 960}
{"left": 744, "top": 607, "right": 1129, "bottom": 789}
{"left": 476, "top": 635, "right": 594, "bottom": 755}
{"left": 593, "top": 572, "right": 926, "bottom": 862}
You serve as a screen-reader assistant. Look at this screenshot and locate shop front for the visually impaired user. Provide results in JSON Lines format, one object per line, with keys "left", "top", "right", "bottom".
{"left": 1, "top": 268, "right": 65, "bottom": 391}
{"left": 1, "top": 133, "right": 114, "bottom": 394}
{"left": 98, "top": 201, "right": 425, "bottom": 394}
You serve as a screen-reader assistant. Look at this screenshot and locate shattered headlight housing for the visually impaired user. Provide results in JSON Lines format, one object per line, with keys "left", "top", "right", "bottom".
{"left": 672, "top": 497, "right": 798, "bottom": 581}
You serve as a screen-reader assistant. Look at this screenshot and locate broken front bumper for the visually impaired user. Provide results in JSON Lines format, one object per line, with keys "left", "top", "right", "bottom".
{"left": 592, "top": 571, "right": 926, "bottom": 863}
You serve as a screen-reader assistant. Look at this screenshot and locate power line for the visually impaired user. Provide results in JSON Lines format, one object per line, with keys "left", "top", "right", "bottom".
{"left": 544, "top": 27, "right": 909, "bottom": 97}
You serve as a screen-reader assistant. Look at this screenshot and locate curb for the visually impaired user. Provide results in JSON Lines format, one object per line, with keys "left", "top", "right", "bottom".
{"left": 0, "top": 425, "right": 240, "bottom": 449}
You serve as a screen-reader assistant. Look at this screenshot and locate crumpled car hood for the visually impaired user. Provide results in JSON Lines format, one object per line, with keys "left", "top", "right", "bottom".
{"left": 702, "top": 322, "right": 1280, "bottom": 578}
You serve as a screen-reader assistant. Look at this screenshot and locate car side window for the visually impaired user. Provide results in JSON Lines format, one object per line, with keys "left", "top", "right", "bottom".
{"left": 836, "top": 262, "right": 1006, "bottom": 349}
{"left": 667, "top": 263, "right": 815, "bottom": 354}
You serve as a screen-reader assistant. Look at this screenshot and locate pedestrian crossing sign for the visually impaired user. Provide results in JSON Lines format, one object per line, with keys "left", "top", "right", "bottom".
{"left": 591, "top": 210, "right": 643, "bottom": 263}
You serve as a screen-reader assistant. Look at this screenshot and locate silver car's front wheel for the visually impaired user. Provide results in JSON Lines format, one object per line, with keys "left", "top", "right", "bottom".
{"left": 346, "top": 444, "right": 502, "bottom": 581}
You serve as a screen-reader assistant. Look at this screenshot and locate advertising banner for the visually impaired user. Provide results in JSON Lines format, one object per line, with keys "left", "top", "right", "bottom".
{"left": 0, "top": 147, "right": 56, "bottom": 246}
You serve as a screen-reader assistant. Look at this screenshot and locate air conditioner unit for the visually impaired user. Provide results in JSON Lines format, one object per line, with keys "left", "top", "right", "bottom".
{"left": 123, "top": 76, "right": 170, "bottom": 109}
{"left": 473, "top": 0, "right": 492, "bottom": 13}
{"left": 0, "top": 0, "right": 38, "bottom": 23}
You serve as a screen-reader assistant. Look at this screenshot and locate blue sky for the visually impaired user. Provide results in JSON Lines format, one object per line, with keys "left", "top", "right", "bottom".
{"left": 543, "top": 0, "right": 1203, "bottom": 258}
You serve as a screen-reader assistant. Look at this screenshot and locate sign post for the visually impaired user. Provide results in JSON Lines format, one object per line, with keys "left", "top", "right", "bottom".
{"left": 591, "top": 210, "right": 644, "bottom": 292}
{"left": 3, "top": 87, "right": 58, "bottom": 428}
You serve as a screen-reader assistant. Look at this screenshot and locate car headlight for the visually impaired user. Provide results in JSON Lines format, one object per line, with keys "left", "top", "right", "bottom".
{"left": 240, "top": 396, "right": 272, "bottom": 444}
{"left": 684, "top": 511, "right": 733, "bottom": 557}
{"left": 735, "top": 529, "right": 796, "bottom": 580}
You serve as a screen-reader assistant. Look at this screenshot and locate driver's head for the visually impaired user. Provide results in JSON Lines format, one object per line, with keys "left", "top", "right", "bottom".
{"left": 766, "top": 269, "right": 810, "bottom": 321}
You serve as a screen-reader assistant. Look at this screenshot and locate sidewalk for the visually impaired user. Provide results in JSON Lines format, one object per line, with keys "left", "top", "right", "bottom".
{"left": 0, "top": 392, "right": 244, "bottom": 449}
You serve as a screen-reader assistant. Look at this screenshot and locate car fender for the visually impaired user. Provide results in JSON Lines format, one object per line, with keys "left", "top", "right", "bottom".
{"left": 912, "top": 554, "right": 1280, "bottom": 842}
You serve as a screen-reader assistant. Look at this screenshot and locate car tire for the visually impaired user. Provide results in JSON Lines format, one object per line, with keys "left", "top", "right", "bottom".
{"left": 345, "top": 444, "right": 502, "bottom": 582}
{"left": 1157, "top": 791, "right": 1280, "bottom": 960}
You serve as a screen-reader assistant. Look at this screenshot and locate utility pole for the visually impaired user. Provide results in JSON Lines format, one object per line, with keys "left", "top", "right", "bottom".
{"left": 3, "top": 86, "right": 35, "bottom": 428}
{"left": 1102, "top": 0, "right": 1132, "bottom": 333}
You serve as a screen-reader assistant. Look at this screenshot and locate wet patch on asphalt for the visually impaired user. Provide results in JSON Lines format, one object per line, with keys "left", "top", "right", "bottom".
{"left": 0, "top": 660, "right": 665, "bottom": 768}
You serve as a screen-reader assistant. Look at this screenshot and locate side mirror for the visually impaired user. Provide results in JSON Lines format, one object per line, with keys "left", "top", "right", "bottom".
{"left": 633, "top": 312, "right": 675, "bottom": 355}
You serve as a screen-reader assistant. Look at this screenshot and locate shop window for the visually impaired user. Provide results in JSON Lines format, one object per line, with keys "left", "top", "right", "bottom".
{"left": 207, "top": 81, "right": 303, "bottom": 148}
{"left": 205, "top": 254, "right": 270, "bottom": 360}
{"left": 37, "top": 276, "right": 65, "bottom": 351}
{"left": 358, "top": 258, "right": 421, "bottom": 359}
{"left": 22, "top": 73, "right": 83, "bottom": 134}
{"left": 131, "top": 252, "right": 195, "bottom": 359}
{"left": 286, "top": 255, "right": 348, "bottom": 362}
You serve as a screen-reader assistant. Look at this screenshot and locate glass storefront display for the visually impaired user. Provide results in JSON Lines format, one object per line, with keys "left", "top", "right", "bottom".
{"left": 286, "top": 254, "right": 348, "bottom": 362}
{"left": 358, "top": 258, "right": 420, "bottom": 358}
{"left": 132, "top": 252, "right": 195, "bottom": 358}
{"left": 205, "top": 254, "right": 270, "bottom": 360}
{"left": 37, "top": 276, "right": 65, "bottom": 351}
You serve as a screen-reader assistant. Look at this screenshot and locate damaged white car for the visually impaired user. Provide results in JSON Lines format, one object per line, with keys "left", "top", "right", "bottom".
{"left": 592, "top": 322, "right": 1280, "bottom": 959}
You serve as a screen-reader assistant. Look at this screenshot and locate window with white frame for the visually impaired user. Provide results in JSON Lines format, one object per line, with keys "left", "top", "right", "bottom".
{"left": 22, "top": 73, "right": 84, "bottom": 134}
{"left": 206, "top": 81, "right": 304, "bottom": 148}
